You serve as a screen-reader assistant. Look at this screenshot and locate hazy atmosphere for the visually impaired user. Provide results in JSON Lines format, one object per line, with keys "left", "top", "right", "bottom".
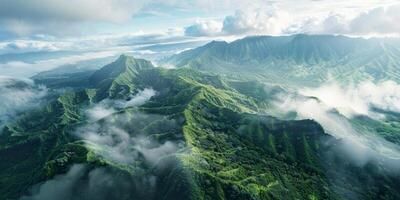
{"left": 1, "top": 1, "right": 400, "bottom": 200}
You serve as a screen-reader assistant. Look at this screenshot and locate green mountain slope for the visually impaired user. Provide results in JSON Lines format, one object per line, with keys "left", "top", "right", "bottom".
{"left": 165, "top": 34, "right": 400, "bottom": 86}
{"left": 1, "top": 55, "right": 399, "bottom": 200}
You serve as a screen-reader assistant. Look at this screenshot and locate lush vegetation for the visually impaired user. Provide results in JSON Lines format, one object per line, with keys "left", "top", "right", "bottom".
{"left": 165, "top": 34, "right": 400, "bottom": 87}
{"left": 1, "top": 52, "right": 400, "bottom": 200}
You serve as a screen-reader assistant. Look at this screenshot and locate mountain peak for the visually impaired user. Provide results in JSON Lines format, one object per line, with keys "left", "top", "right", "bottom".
{"left": 89, "top": 55, "right": 154, "bottom": 86}
{"left": 116, "top": 54, "right": 132, "bottom": 61}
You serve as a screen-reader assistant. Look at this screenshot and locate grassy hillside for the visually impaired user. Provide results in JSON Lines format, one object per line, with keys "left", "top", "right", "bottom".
{"left": 1, "top": 55, "right": 399, "bottom": 200}
{"left": 165, "top": 34, "right": 400, "bottom": 86}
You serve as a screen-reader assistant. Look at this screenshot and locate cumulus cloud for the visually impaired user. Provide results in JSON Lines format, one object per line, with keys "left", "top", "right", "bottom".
{"left": 222, "top": 8, "right": 291, "bottom": 35}
{"left": 290, "top": 4, "right": 400, "bottom": 36}
{"left": 184, "top": 7, "right": 292, "bottom": 37}
{"left": 0, "top": 0, "right": 270, "bottom": 37}
{"left": 183, "top": 3, "right": 400, "bottom": 37}
{"left": 286, "top": 14, "right": 348, "bottom": 35}
{"left": 0, "top": 0, "right": 398, "bottom": 37}
{"left": 184, "top": 20, "right": 223, "bottom": 37}
{"left": 349, "top": 4, "right": 400, "bottom": 35}
{"left": 0, "top": 76, "right": 47, "bottom": 131}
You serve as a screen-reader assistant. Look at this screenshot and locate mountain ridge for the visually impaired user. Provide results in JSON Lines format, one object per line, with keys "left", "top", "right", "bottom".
{"left": 2, "top": 55, "right": 400, "bottom": 199}
{"left": 165, "top": 34, "right": 400, "bottom": 86}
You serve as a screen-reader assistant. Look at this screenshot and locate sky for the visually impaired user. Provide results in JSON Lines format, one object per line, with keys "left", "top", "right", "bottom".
{"left": 0, "top": 0, "right": 400, "bottom": 77}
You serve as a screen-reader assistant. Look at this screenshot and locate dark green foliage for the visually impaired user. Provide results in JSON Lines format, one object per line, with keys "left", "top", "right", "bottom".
{"left": 1, "top": 55, "right": 399, "bottom": 200}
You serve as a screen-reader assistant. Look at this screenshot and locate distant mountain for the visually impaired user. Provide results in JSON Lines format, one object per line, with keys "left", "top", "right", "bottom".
{"left": 31, "top": 56, "right": 115, "bottom": 89}
{"left": 165, "top": 34, "right": 400, "bottom": 86}
{"left": 2, "top": 55, "right": 400, "bottom": 200}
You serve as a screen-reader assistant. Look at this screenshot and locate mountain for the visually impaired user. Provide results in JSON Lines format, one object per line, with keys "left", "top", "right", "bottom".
{"left": 165, "top": 34, "right": 400, "bottom": 86}
{"left": 1, "top": 55, "right": 399, "bottom": 200}
{"left": 31, "top": 56, "right": 115, "bottom": 89}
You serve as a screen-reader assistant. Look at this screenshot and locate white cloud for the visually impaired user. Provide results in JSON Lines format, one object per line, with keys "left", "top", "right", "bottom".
{"left": 0, "top": 0, "right": 151, "bottom": 36}
{"left": 85, "top": 88, "right": 156, "bottom": 122}
{"left": 0, "top": 0, "right": 146, "bottom": 22}
{"left": 0, "top": 50, "right": 125, "bottom": 78}
{"left": 20, "top": 164, "right": 87, "bottom": 200}
{"left": 287, "top": 14, "right": 348, "bottom": 35}
{"left": 300, "top": 81, "right": 400, "bottom": 118}
{"left": 273, "top": 80, "right": 400, "bottom": 167}
{"left": 289, "top": 4, "right": 400, "bottom": 36}
{"left": 182, "top": 3, "right": 400, "bottom": 37}
{"left": 123, "top": 88, "right": 156, "bottom": 107}
{"left": 20, "top": 164, "right": 158, "bottom": 200}
{"left": 184, "top": 20, "right": 223, "bottom": 37}
{"left": 222, "top": 8, "right": 291, "bottom": 35}
{"left": 349, "top": 4, "right": 400, "bottom": 35}
{"left": 0, "top": 40, "right": 72, "bottom": 54}
{"left": 0, "top": 0, "right": 268, "bottom": 36}
{"left": 0, "top": 76, "right": 47, "bottom": 131}
{"left": 183, "top": 6, "right": 292, "bottom": 37}
{"left": 86, "top": 105, "right": 116, "bottom": 122}
{"left": 77, "top": 89, "right": 181, "bottom": 166}
{"left": 0, "top": 0, "right": 398, "bottom": 37}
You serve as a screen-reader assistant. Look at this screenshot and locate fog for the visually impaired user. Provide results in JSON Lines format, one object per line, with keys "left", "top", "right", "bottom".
{"left": 21, "top": 87, "right": 182, "bottom": 199}
{"left": 300, "top": 80, "right": 400, "bottom": 119}
{"left": 85, "top": 88, "right": 156, "bottom": 121}
{"left": 0, "top": 76, "right": 47, "bottom": 131}
{"left": 274, "top": 80, "right": 400, "bottom": 170}
{"left": 80, "top": 88, "right": 180, "bottom": 166}
{"left": 20, "top": 164, "right": 157, "bottom": 200}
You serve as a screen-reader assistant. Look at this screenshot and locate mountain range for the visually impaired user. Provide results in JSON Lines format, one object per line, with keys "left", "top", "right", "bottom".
{"left": 165, "top": 34, "right": 400, "bottom": 86}
{"left": 1, "top": 35, "right": 400, "bottom": 200}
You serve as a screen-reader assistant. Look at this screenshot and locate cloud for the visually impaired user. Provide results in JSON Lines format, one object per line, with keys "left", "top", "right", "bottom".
{"left": 0, "top": 0, "right": 148, "bottom": 36}
{"left": 349, "top": 4, "right": 400, "bottom": 35}
{"left": 289, "top": 4, "right": 400, "bottom": 36}
{"left": 20, "top": 164, "right": 87, "bottom": 200}
{"left": 0, "top": 0, "right": 144, "bottom": 22}
{"left": 85, "top": 105, "right": 116, "bottom": 122}
{"left": 77, "top": 111, "right": 181, "bottom": 166}
{"left": 0, "top": 50, "right": 124, "bottom": 78}
{"left": 20, "top": 164, "right": 157, "bottom": 200}
{"left": 286, "top": 14, "right": 348, "bottom": 35}
{"left": 0, "top": 40, "right": 72, "bottom": 54}
{"left": 183, "top": 3, "right": 400, "bottom": 37}
{"left": 183, "top": 6, "right": 292, "bottom": 37}
{"left": 85, "top": 88, "right": 156, "bottom": 122}
{"left": 0, "top": 0, "right": 398, "bottom": 38}
{"left": 300, "top": 81, "right": 400, "bottom": 118}
{"left": 273, "top": 80, "right": 400, "bottom": 168}
{"left": 222, "top": 8, "right": 291, "bottom": 35}
{"left": 0, "top": 0, "right": 268, "bottom": 37}
{"left": 0, "top": 76, "right": 47, "bottom": 131}
{"left": 122, "top": 88, "right": 156, "bottom": 108}
{"left": 184, "top": 20, "right": 223, "bottom": 37}
{"left": 77, "top": 88, "right": 181, "bottom": 166}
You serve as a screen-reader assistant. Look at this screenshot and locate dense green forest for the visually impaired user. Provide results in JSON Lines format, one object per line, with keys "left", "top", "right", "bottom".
{"left": 1, "top": 35, "right": 400, "bottom": 200}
